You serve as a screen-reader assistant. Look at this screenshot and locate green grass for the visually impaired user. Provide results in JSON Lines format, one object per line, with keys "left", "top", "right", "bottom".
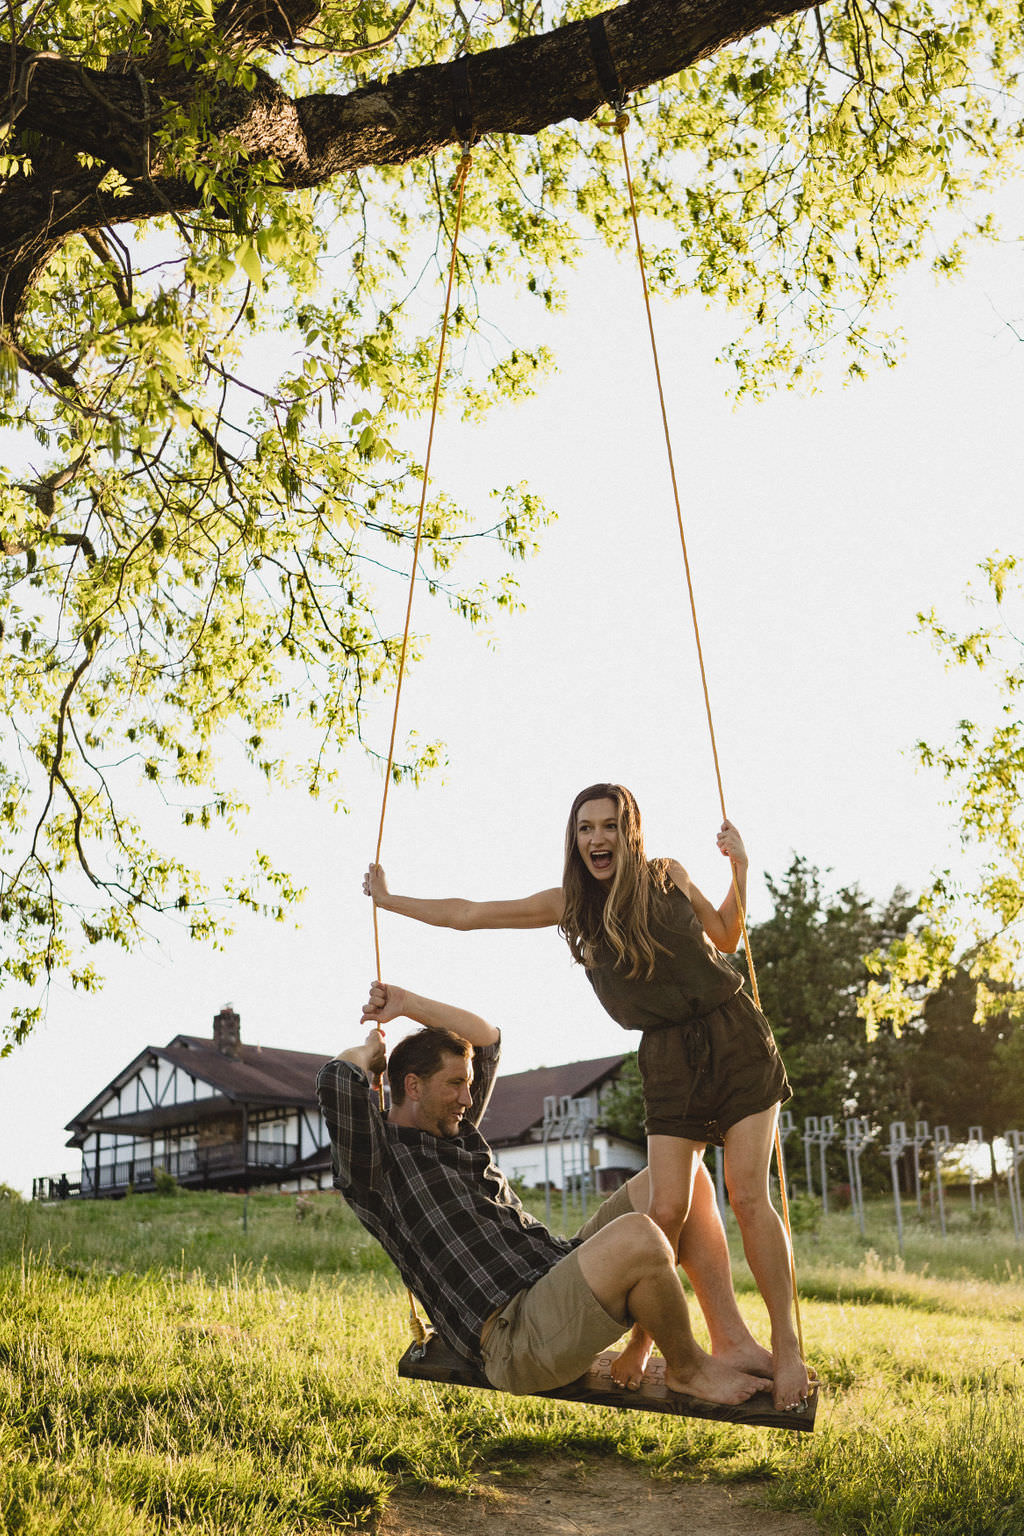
{"left": 2, "top": 1187, "right": 1023, "bottom": 1534}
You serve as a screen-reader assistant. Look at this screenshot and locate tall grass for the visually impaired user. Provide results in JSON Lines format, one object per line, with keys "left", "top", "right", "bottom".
{"left": 3, "top": 1188, "right": 1022, "bottom": 1534}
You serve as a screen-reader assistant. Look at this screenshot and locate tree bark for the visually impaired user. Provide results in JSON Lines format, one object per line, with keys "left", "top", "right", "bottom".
{"left": 0, "top": 0, "right": 816, "bottom": 328}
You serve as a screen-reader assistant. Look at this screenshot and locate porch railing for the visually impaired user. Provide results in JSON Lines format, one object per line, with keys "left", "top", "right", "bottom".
{"left": 38, "top": 1140, "right": 299, "bottom": 1198}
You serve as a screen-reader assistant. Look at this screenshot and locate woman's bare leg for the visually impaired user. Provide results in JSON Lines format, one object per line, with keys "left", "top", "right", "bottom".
{"left": 610, "top": 1136, "right": 703, "bottom": 1388}
{"left": 723, "top": 1104, "right": 810, "bottom": 1411}
{"left": 617, "top": 1158, "right": 772, "bottom": 1384}
{"left": 677, "top": 1160, "right": 773, "bottom": 1375}
{"left": 577, "top": 1212, "right": 771, "bottom": 1405}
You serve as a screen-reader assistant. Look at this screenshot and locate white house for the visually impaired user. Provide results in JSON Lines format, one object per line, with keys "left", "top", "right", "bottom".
{"left": 480, "top": 1054, "right": 645, "bottom": 1192}
{"left": 49, "top": 1005, "right": 332, "bottom": 1199}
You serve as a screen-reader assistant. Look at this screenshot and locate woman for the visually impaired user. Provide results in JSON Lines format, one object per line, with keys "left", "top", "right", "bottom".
{"left": 364, "top": 782, "right": 809, "bottom": 1411}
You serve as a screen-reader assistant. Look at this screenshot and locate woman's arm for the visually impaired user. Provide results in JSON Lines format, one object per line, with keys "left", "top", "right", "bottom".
{"left": 364, "top": 864, "right": 563, "bottom": 930}
{"left": 667, "top": 821, "right": 749, "bottom": 953}
{"left": 361, "top": 979, "right": 500, "bottom": 1048}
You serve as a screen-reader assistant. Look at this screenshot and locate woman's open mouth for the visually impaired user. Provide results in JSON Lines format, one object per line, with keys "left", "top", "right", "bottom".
{"left": 589, "top": 850, "right": 613, "bottom": 872}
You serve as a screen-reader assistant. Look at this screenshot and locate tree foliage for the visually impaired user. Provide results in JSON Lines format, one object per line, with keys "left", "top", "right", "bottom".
{"left": 744, "top": 854, "right": 919, "bottom": 1126}
{"left": 907, "top": 966, "right": 1018, "bottom": 1135}
{"left": 599, "top": 1050, "right": 644, "bottom": 1142}
{"left": 2, "top": 0, "right": 1023, "bottom": 1041}
{"left": 860, "top": 554, "right": 1024, "bottom": 1120}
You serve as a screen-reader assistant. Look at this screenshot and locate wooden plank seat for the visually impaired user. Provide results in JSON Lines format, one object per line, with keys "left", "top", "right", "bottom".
{"left": 397, "top": 1335, "right": 818, "bottom": 1432}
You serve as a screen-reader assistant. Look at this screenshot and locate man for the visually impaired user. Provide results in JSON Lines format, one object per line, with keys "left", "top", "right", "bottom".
{"left": 316, "top": 980, "right": 772, "bottom": 1404}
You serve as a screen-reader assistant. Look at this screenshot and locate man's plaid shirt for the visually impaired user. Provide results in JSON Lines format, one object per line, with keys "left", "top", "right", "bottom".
{"left": 316, "top": 1038, "right": 577, "bottom": 1365}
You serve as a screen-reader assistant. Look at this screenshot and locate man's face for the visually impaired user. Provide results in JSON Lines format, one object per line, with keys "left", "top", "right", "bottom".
{"left": 409, "top": 1051, "right": 474, "bottom": 1137}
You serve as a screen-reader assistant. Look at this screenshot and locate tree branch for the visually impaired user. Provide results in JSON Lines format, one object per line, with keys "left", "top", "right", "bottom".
{"left": 0, "top": 0, "right": 818, "bottom": 325}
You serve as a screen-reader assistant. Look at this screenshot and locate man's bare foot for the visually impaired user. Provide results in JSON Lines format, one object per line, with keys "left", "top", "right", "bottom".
{"left": 711, "top": 1337, "right": 774, "bottom": 1377}
{"left": 665, "top": 1354, "right": 772, "bottom": 1407}
{"left": 610, "top": 1333, "right": 653, "bottom": 1390}
{"left": 772, "top": 1344, "right": 812, "bottom": 1412}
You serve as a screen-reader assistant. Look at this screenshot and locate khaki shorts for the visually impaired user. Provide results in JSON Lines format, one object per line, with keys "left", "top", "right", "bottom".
{"left": 480, "top": 1180, "right": 636, "bottom": 1395}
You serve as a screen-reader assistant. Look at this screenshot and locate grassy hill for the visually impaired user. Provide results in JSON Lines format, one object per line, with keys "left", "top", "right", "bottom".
{"left": 2, "top": 1185, "right": 1023, "bottom": 1534}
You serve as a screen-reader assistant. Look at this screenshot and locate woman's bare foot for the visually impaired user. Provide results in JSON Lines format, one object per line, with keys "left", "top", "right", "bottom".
{"left": 610, "top": 1329, "right": 654, "bottom": 1390}
{"left": 665, "top": 1353, "right": 772, "bottom": 1407}
{"left": 772, "top": 1344, "right": 811, "bottom": 1412}
{"left": 712, "top": 1336, "right": 774, "bottom": 1377}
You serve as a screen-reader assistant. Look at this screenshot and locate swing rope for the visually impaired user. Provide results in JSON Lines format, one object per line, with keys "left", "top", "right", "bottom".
{"left": 372, "top": 146, "right": 474, "bottom": 989}
{"left": 369, "top": 145, "right": 474, "bottom": 1345}
{"left": 610, "top": 110, "right": 806, "bottom": 1360}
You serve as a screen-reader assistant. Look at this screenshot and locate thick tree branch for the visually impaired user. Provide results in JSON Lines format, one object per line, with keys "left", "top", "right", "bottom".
{"left": 0, "top": 0, "right": 817, "bottom": 327}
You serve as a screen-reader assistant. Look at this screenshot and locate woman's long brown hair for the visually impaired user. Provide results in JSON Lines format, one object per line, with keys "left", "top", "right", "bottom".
{"left": 559, "top": 783, "right": 670, "bottom": 979}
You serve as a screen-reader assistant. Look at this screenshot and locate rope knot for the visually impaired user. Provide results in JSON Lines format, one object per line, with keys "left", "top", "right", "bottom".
{"left": 451, "top": 149, "right": 472, "bottom": 193}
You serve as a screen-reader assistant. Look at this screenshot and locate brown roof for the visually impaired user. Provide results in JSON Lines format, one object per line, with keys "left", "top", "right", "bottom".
{"left": 164, "top": 1034, "right": 331, "bottom": 1105}
{"left": 65, "top": 1035, "right": 332, "bottom": 1144}
{"left": 479, "top": 1054, "right": 628, "bottom": 1145}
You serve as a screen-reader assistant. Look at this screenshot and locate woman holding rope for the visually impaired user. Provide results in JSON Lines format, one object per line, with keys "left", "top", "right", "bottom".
{"left": 364, "top": 781, "right": 811, "bottom": 1412}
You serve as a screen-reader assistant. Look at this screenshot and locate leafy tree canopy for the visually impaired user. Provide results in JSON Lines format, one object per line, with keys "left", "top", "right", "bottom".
{"left": 744, "top": 854, "right": 918, "bottom": 1125}
{"left": 2, "top": 0, "right": 1023, "bottom": 1043}
{"left": 908, "top": 966, "right": 1018, "bottom": 1136}
{"left": 861, "top": 554, "right": 1024, "bottom": 1119}
{"left": 599, "top": 1050, "right": 644, "bottom": 1142}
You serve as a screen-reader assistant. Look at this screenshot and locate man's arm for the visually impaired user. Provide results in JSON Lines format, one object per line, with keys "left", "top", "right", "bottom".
{"left": 317, "top": 1038, "right": 385, "bottom": 1193}
{"left": 361, "top": 980, "right": 499, "bottom": 1048}
{"left": 337, "top": 1027, "right": 387, "bottom": 1081}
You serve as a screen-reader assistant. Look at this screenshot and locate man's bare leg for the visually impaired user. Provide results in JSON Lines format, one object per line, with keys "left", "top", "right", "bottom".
{"left": 724, "top": 1106, "right": 810, "bottom": 1412}
{"left": 576, "top": 1211, "right": 772, "bottom": 1406}
{"left": 611, "top": 1151, "right": 773, "bottom": 1388}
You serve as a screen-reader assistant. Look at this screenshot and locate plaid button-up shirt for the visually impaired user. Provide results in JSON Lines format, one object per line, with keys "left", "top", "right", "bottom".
{"left": 316, "top": 1038, "right": 576, "bottom": 1365}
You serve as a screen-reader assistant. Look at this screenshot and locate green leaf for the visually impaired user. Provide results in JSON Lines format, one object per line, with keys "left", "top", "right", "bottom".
{"left": 236, "top": 242, "right": 263, "bottom": 288}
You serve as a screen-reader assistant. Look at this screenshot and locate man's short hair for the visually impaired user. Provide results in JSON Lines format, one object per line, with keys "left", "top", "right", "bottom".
{"left": 388, "top": 1028, "right": 472, "bottom": 1105}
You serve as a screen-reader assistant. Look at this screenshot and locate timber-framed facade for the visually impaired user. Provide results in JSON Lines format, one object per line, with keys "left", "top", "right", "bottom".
{"left": 41, "top": 1006, "right": 332, "bottom": 1200}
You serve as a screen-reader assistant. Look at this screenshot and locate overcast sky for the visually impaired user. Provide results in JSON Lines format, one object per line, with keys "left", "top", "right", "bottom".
{"left": 2, "top": 166, "right": 1021, "bottom": 1196}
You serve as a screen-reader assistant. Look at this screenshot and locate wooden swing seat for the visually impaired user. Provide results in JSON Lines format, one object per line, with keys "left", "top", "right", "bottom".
{"left": 397, "top": 1334, "right": 817, "bottom": 1432}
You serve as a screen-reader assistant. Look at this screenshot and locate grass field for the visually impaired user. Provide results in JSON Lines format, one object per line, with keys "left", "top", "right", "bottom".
{"left": 2, "top": 1184, "right": 1022, "bottom": 1535}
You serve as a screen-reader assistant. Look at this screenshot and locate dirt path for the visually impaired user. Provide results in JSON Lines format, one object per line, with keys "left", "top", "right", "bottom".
{"left": 375, "top": 1458, "right": 820, "bottom": 1536}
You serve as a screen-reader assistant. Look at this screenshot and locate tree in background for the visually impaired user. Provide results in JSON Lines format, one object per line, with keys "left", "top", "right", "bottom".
{"left": 744, "top": 855, "right": 919, "bottom": 1128}
{"left": 906, "top": 967, "right": 1015, "bottom": 1139}
{"left": 4, "top": 2, "right": 1024, "bottom": 1042}
{"left": 861, "top": 555, "right": 1024, "bottom": 1129}
{"left": 599, "top": 1052, "right": 644, "bottom": 1144}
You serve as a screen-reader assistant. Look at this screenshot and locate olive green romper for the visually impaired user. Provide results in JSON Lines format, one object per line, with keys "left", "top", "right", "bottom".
{"left": 585, "top": 881, "right": 790, "bottom": 1144}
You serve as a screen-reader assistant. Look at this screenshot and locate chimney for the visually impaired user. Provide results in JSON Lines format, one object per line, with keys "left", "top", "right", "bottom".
{"left": 213, "top": 1004, "right": 241, "bottom": 1058}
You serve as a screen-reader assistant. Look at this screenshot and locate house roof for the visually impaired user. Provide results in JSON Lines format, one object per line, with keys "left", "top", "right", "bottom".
{"left": 479, "top": 1054, "right": 628, "bottom": 1145}
{"left": 65, "top": 1034, "right": 332, "bottom": 1144}
{"left": 164, "top": 1034, "right": 332, "bottom": 1105}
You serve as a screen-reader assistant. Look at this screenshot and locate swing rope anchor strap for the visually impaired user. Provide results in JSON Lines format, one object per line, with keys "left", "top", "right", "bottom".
{"left": 607, "top": 99, "right": 807, "bottom": 1366}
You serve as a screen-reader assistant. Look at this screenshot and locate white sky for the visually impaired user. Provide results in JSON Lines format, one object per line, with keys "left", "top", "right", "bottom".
{"left": 2, "top": 164, "right": 1022, "bottom": 1196}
